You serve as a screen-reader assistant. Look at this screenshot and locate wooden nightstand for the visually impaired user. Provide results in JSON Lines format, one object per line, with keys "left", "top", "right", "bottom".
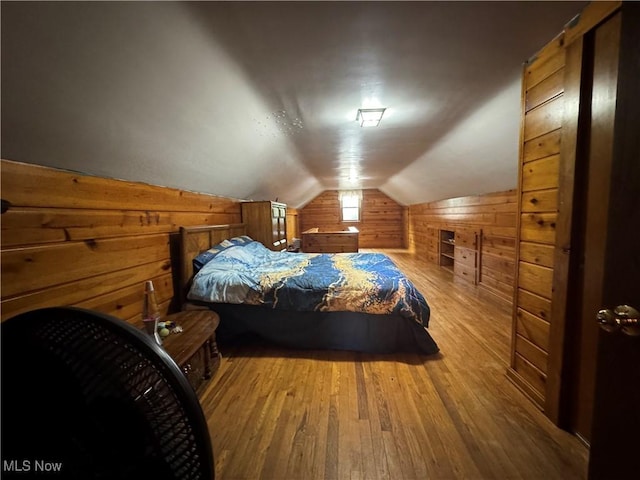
{"left": 160, "top": 310, "right": 220, "bottom": 396}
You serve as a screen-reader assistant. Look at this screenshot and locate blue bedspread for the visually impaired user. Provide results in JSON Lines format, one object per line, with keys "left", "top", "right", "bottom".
{"left": 188, "top": 241, "right": 430, "bottom": 328}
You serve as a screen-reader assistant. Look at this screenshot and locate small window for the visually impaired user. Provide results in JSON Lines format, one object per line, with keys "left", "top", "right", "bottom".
{"left": 340, "top": 191, "right": 361, "bottom": 222}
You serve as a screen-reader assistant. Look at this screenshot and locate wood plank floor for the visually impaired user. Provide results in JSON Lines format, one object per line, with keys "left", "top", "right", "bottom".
{"left": 197, "top": 249, "right": 588, "bottom": 479}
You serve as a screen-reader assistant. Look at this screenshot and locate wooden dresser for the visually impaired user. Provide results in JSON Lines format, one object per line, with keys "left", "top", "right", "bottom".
{"left": 241, "top": 201, "right": 287, "bottom": 251}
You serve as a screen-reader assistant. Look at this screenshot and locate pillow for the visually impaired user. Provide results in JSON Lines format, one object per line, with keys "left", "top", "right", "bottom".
{"left": 192, "top": 239, "right": 236, "bottom": 274}
{"left": 229, "top": 235, "right": 254, "bottom": 246}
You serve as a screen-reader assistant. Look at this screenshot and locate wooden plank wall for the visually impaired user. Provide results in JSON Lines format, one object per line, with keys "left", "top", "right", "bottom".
{"left": 506, "top": 34, "right": 566, "bottom": 409}
{"left": 408, "top": 190, "right": 518, "bottom": 304}
{"left": 0, "top": 159, "right": 241, "bottom": 324}
{"left": 285, "top": 207, "right": 299, "bottom": 244}
{"left": 299, "top": 189, "right": 407, "bottom": 248}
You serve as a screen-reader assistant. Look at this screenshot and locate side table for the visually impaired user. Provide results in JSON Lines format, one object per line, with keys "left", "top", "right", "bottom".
{"left": 160, "top": 310, "right": 220, "bottom": 396}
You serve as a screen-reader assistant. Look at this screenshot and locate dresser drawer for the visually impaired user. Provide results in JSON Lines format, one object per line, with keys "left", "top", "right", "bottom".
{"left": 455, "top": 229, "right": 478, "bottom": 249}
{"left": 455, "top": 247, "right": 477, "bottom": 267}
{"left": 454, "top": 261, "right": 477, "bottom": 284}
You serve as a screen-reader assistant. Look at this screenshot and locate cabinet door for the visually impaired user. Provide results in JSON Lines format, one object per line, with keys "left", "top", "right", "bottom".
{"left": 271, "top": 215, "right": 279, "bottom": 245}
{"left": 279, "top": 217, "right": 287, "bottom": 241}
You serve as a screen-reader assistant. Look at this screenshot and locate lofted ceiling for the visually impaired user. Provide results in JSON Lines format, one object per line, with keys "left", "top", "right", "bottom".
{"left": 1, "top": 1, "right": 585, "bottom": 208}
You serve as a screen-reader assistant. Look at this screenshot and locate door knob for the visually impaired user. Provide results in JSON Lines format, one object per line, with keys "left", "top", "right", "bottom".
{"left": 597, "top": 305, "right": 640, "bottom": 336}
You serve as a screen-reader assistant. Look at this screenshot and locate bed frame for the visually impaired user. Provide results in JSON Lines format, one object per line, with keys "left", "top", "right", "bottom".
{"left": 179, "top": 223, "right": 246, "bottom": 307}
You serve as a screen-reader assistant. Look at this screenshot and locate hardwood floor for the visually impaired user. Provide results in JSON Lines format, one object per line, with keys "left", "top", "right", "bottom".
{"left": 197, "top": 249, "right": 588, "bottom": 479}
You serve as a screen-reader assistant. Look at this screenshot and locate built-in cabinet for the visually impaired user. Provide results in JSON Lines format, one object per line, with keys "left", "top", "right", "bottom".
{"left": 432, "top": 227, "right": 481, "bottom": 285}
{"left": 438, "top": 229, "right": 455, "bottom": 272}
{"left": 241, "top": 201, "right": 287, "bottom": 252}
{"left": 409, "top": 190, "right": 517, "bottom": 305}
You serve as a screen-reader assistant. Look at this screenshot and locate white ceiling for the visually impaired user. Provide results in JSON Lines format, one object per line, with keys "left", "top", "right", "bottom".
{"left": 1, "top": 1, "right": 585, "bottom": 208}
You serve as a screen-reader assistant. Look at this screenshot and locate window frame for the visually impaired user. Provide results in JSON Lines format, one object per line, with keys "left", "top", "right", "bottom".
{"left": 340, "top": 192, "right": 361, "bottom": 223}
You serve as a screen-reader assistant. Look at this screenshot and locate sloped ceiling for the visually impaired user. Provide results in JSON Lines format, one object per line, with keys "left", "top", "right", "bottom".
{"left": 1, "top": 1, "right": 584, "bottom": 208}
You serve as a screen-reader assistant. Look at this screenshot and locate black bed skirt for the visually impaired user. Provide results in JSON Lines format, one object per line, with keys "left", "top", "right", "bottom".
{"left": 204, "top": 303, "right": 439, "bottom": 355}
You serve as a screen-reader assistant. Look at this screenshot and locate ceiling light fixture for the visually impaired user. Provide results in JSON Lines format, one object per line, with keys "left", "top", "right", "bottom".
{"left": 356, "top": 108, "right": 386, "bottom": 127}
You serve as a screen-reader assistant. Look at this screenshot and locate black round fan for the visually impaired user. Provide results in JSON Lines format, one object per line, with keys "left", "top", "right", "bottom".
{"left": 1, "top": 307, "right": 214, "bottom": 479}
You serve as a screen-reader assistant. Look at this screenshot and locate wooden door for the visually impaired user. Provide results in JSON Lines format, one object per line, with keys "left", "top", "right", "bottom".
{"left": 587, "top": 3, "right": 639, "bottom": 478}
{"left": 564, "top": 6, "right": 623, "bottom": 445}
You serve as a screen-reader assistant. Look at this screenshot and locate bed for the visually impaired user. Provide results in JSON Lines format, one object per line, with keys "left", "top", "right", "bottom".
{"left": 179, "top": 224, "right": 439, "bottom": 354}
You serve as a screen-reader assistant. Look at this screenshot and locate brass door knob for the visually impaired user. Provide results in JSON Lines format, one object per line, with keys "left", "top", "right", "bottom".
{"left": 597, "top": 305, "right": 640, "bottom": 336}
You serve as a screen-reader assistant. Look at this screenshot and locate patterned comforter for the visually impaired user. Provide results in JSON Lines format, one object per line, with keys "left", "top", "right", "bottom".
{"left": 188, "top": 241, "right": 430, "bottom": 328}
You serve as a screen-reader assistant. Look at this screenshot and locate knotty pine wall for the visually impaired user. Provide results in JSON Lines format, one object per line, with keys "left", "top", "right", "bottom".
{"left": 408, "top": 190, "right": 518, "bottom": 304}
{"left": 299, "top": 189, "right": 407, "bottom": 248}
{"left": 0, "top": 159, "right": 242, "bottom": 324}
{"left": 507, "top": 34, "right": 566, "bottom": 410}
